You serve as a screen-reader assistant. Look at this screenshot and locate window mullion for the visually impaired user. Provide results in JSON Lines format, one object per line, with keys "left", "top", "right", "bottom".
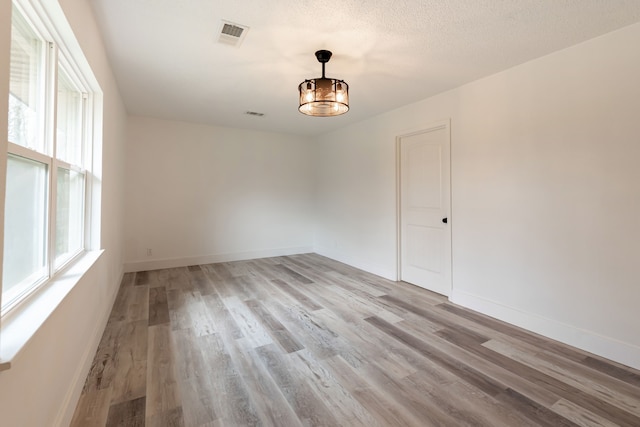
{"left": 82, "top": 94, "right": 92, "bottom": 251}
{"left": 46, "top": 42, "right": 58, "bottom": 280}
{"left": 45, "top": 42, "right": 56, "bottom": 157}
{"left": 81, "top": 94, "right": 87, "bottom": 168}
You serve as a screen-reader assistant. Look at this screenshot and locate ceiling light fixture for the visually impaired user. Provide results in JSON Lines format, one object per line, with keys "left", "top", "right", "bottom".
{"left": 298, "top": 50, "right": 349, "bottom": 117}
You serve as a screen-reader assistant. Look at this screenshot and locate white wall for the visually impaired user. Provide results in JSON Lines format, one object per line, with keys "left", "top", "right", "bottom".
{"left": 124, "top": 116, "right": 315, "bottom": 271}
{"left": 313, "top": 118, "right": 402, "bottom": 279}
{"left": 315, "top": 23, "right": 640, "bottom": 369}
{"left": 0, "top": 0, "right": 128, "bottom": 425}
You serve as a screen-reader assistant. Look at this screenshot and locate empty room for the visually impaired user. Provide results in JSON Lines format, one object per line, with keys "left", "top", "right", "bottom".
{"left": 1, "top": 0, "right": 640, "bottom": 426}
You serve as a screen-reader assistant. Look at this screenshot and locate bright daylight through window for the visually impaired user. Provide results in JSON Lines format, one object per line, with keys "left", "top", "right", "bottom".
{"left": 2, "top": 3, "right": 92, "bottom": 314}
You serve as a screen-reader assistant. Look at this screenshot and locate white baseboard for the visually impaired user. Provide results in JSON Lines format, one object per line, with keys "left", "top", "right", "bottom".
{"left": 314, "top": 246, "right": 397, "bottom": 281}
{"left": 54, "top": 268, "right": 124, "bottom": 427}
{"left": 450, "top": 289, "right": 640, "bottom": 371}
{"left": 124, "top": 246, "right": 314, "bottom": 273}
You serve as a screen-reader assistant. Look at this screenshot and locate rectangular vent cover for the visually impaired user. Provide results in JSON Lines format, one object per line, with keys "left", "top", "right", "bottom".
{"left": 222, "top": 24, "right": 244, "bottom": 37}
{"left": 219, "top": 21, "right": 249, "bottom": 47}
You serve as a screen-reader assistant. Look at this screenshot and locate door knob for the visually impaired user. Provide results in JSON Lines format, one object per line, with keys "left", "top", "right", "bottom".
{"left": 442, "top": 218, "right": 448, "bottom": 224}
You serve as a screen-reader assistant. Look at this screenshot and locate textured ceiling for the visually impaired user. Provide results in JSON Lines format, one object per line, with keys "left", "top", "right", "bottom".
{"left": 89, "top": 0, "right": 640, "bottom": 136}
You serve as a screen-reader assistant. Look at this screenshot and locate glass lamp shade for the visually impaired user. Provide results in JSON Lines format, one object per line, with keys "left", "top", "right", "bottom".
{"left": 298, "top": 77, "right": 349, "bottom": 116}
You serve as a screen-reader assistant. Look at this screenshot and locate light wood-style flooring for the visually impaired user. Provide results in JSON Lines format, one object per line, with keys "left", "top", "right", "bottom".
{"left": 71, "top": 254, "right": 640, "bottom": 426}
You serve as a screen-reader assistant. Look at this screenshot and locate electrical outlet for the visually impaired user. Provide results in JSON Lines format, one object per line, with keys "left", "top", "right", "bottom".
{"left": 146, "top": 248, "right": 152, "bottom": 256}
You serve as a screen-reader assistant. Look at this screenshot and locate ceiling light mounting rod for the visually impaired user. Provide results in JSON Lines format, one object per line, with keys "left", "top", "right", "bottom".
{"left": 316, "top": 49, "right": 331, "bottom": 78}
{"left": 298, "top": 49, "right": 349, "bottom": 117}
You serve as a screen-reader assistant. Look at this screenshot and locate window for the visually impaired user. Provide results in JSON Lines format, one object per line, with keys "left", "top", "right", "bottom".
{"left": 3, "top": 155, "right": 48, "bottom": 304}
{"left": 2, "top": 3, "right": 93, "bottom": 314}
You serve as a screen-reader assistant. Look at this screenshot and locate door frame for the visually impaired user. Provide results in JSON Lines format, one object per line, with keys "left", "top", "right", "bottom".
{"left": 395, "top": 119, "right": 452, "bottom": 293}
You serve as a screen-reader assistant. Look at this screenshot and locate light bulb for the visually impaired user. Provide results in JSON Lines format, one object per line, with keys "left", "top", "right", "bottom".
{"left": 336, "top": 83, "right": 345, "bottom": 102}
{"left": 304, "top": 82, "right": 314, "bottom": 102}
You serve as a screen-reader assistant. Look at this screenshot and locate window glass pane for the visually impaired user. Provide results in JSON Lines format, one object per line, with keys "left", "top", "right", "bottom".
{"left": 55, "top": 167, "right": 84, "bottom": 268}
{"left": 56, "top": 68, "right": 83, "bottom": 165}
{"left": 2, "top": 154, "right": 48, "bottom": 306}
{"left": 8, "top": 8, "right": 44, "bottom": 152}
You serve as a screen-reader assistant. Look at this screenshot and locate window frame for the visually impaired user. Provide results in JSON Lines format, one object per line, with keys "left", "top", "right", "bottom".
{"left": 1, "top": 1, "right": 95, "bottom": 317}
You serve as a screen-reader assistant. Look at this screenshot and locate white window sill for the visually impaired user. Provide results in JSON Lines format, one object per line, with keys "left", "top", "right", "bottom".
{"left": 0, "top": 250, "right": 104, "bottom": 371}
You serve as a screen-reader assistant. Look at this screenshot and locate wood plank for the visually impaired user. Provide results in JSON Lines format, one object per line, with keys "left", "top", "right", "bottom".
{"left": 134, "top": 271, "right": 149, "bottom": 286}
{"left": 403, "top": 369, "right": 541, "bottom": 427}
{"left": 188, "top": 265, "right": 216, "bottom": 296}
{"left": 270, "top": 278, "right": 323, "bottom": 311}
{"left": 312, "top": 307, "right": 418, "bottom": 379}
{"left": 166, "top": 288, "right": 191, "bottom": 331}
{"left": 108, "top": 288, "right": 131, "bottom": 324}
{"left": 69, "top": 388, "right": 112, "bottom": 427}
{"left": 552, "top": 398, "right": 621, "bottom": 427}
{"left": 289, "top": 349, "right": 382, "bottom": 427}
{"left": 222, "top": 336, "right": 303, "bottom": 426}
{"left": 323, "top": 355, "right": 426, "bottom": 427}
{"left": 200, "top": 291, "right": 244, "bottom": 340}
{"left": 126, "top": 286, "right": 149, "bottom": 322}
{"left": 357, "top": 360, "right": 457, "bottom": 426}
{"left": 148, "top": 286, "right": 170, "bottom": 326}
{"left": 381, "top": 294, "right": 490, "bottom": 340}
{"left": 255, "top": 343, "right": 340, "bottom": 426}
{"left": 207, "top": 262, "right": 234, "bottom": 280}
{"left": 583, "top": 356, "right": 640, "bottom": 388}
{"left": 326, "top": 283, "right": 404, "bottom": 324}
{"left": 165, "top": 267, "right": 192, "bottom": 291}
{"left": 105, "top": 396, "right": 145, "bottom": 427}
{"left": 147, "top": 269, "right": 169, "bottom": 288}
{"left": 274, "top": 264, "right": 314, "bottom": 284}
{"left": 245, "top": 299, "right": 304, "bottom": 353}
{"left": 494, "top": 388, "right": 579, "bottom": 427}
{"left": 146, "top": 406, "right": 184, "bottom": 427}
{"left": 172, "top": 328, "right": 217, "bottom": 426}
{"left": 223, "top": 295, "right": 274, "bottom": 348}
{"left": 110, "top": 320, "right": 148, "bottom": 404}
{"left": 184, "top": 290, "right": 217, "bottom": 337}
{"left": 146, "top": 324, "right": 181, "bottom": 418}
{"left": 198, "top": 333, "right": 259, "bottom": 426}
{"left": 83, "top": 318, "right": 135, "bottom": 393}
{"left": 264, "top": 299, "right": 360, "bottom": 365}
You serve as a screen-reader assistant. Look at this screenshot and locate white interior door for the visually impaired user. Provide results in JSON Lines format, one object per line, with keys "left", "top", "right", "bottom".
{"left": 398, "top": 122, "right": 451, "bottom": 296}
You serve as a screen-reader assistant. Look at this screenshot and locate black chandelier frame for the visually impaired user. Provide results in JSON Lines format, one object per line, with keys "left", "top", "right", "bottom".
{"left": 298, "top": 50, "right": 349, "bottom": 117}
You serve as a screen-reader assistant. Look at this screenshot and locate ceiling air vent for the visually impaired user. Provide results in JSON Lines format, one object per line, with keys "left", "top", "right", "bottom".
{"left": 245, "top": 111, "right": 264, "bottom": 117}
{"left": 218, "top": 20, "right": 249, "bottom": 47}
